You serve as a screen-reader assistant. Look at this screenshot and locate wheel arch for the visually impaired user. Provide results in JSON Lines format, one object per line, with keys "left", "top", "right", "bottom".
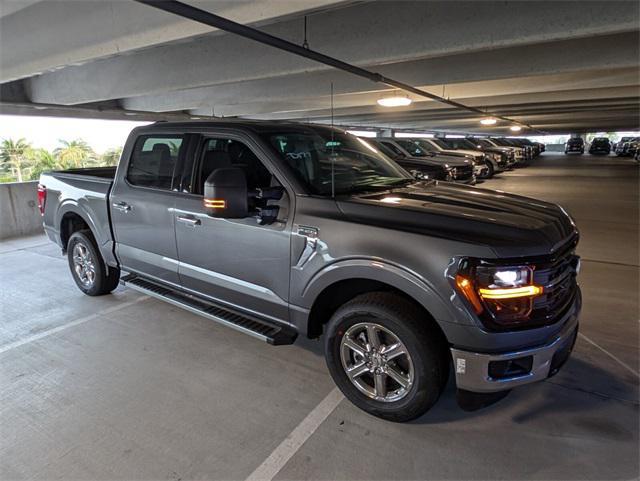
{"left": 300, "top": 260, "right": 452, "bottom": 342}
{"left": 59, "top": 207, "right": 92, "bottom": 251}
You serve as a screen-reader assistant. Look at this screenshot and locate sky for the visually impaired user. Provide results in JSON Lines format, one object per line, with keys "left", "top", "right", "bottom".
{"left": 0, "top": 115, "right": 151, "bottom": 154}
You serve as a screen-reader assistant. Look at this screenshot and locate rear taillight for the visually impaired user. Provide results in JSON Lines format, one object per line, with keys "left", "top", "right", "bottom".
{"left": 37, "top": 184, "right": 46, "bottom": 216}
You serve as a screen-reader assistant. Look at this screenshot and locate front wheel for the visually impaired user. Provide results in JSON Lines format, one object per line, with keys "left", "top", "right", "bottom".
{"left": 324, "top": 292, "right": 448, "bottom": 422}
{"left": 67, "top": 230, "right": 120, "bottom": 296}
{"left": 482, "top": 161, "right": 495, "bottom": 178}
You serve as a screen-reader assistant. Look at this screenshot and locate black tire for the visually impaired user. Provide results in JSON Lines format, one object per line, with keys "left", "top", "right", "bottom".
{"left": 67, "top": 230, "right": 120, "bottom": 296}
{"left": 481, "top": 161, "right": 494, "bottom": 179}
{"left": 324, "top": 292, "right": 449, "bottom": 422}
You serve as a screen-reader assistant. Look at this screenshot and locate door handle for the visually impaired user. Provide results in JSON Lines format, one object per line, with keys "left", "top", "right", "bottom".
{"left": 177, "top": 215, "right": 201, "bottom": 226}
{"left": 112, "top": 201, "right": 131, "bottom": 213}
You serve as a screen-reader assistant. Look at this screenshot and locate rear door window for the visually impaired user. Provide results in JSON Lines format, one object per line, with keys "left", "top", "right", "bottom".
{"left": 127, "top": 135, "right": 184, "bottom": 190}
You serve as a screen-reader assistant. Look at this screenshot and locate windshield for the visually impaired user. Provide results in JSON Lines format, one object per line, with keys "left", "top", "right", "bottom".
{"left": 427, "top": 138, "right": 451, "bottom": 150}
{"left": 443, "top": 138, "right": 478, "bottom": 150}
{"left": 368, "top": 140, "right": 397, "bottom": 158}
{"left": 472, "top": 138, "right": 494, "bottom": 148}
{"left": 263, "top": 129, "right": 411, "bottom": 196}
{"left": 395, "top": 139, "right": 430, "bottom": 157}
{"left": 488, "top": 138, "right": 510, "bottom": 147}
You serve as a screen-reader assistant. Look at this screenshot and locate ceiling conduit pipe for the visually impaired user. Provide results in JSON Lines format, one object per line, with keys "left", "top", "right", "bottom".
{"left": 135, "top": 0, "right": 543, "bottom": 134}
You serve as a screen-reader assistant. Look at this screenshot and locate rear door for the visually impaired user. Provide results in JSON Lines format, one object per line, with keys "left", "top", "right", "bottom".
{"left": 172, "top": 133, "right": 293, "bottom": 323}
{"left": 110, "top": 134, "right": 186, "bottom": 285}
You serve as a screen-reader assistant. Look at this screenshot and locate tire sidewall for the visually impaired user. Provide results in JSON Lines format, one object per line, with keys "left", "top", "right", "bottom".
{"left": 324, "top": 302, "right": 444, "bottom": 422}
{"left": 486, "top": 160, "right": 495, "bottom": 177}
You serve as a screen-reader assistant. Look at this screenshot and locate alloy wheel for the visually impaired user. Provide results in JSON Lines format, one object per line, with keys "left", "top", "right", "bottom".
{"left": 340, "top": 322, "right": 414, "bottom": 402}
{"left": 72, "top": 242, "right": 96, "bottom": 288}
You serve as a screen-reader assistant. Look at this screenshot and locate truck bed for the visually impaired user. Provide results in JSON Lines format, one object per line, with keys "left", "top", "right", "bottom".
{"left": 40, "top": 167, "right": 117, "bottom": 265}
{"left": 49, "top": 166, "right": 117, "bottom": 181}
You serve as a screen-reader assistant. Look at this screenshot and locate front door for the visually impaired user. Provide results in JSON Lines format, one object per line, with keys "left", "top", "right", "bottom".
{"left": 173, "top": 135, "right": 292, "bottom": 323}
{"left": 110, "top": 134, "right": 185, "bottom": 285}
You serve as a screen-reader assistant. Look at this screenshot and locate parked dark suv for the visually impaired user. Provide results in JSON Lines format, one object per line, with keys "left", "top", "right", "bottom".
{"left": 440, "top": 137, "right": 513, "bottom": 174}
{"left": 371, "top": 138, "right": 476, "bottom": 184}
{"left": 565, "top": 138, "right": 585, "bottom": 155}
{"left": 615, "top": 137, "right": 640, "bottom": 157}
{"left": 588, "top": 137, "right": 611, "bottom": 155}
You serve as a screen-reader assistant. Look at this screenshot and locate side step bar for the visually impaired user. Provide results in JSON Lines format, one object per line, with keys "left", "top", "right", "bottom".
{"left": 121, "top": 274, "right": 297, "bottom": 346}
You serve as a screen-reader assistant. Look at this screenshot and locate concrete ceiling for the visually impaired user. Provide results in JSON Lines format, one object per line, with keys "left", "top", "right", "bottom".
{"left": 1, "top": 0, "right": 638, "bottom": 135}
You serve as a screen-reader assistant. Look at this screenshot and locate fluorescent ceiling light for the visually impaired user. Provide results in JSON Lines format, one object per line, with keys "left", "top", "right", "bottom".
{"left": 377, "top": 96, "right": 412, "bottom": 107}
{"left": 480, "top": 118, "right": 497, "bottom": 125}
{"left": 445, "top": 135, "right": 465, "bottom": 138}
{"left": 510, "top": 126, "right": 522, "bottom": 132}
{"left": 347, "top": 130, "right": 377, "bottom": 138}
{"left": 395, "top": 132, "right": 434, "bottom": 138}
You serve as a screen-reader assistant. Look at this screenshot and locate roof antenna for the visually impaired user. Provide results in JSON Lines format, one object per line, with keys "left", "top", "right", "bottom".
{"left": 302, "top": 16, "right": 309, "bottom": 49}
{"left": 330, "top": 81, "right": 335, "bottom": 199}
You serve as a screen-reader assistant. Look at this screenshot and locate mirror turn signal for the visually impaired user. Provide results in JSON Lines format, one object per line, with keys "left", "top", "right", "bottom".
{"left": 203, "top": 198, "right": 226, "bottom": 209}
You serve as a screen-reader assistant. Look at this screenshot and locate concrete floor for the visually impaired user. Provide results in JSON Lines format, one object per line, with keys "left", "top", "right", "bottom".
{"left": 1, "top": 153, "right": 638, "bottom": 480}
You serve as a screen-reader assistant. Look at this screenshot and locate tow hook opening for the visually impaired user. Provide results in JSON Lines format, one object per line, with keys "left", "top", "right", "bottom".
{"left": 488, "top": 356, "right": 533, "bottom": 380}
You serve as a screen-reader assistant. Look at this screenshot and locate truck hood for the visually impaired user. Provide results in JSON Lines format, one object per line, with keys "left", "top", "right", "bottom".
{"left": 436, "top": 149, "right": 477, "bottom": 160}
{"left": 452, "top": 149, "right": 485, "bottom": 159}
{"left": 483, "top": 147, "right": 511, "bottom": 155}
{"left": 407, "top": 154, "right": 471, "bottom": 167}
{"left": 336, "top": 181, "right": 577, "bottom": 258}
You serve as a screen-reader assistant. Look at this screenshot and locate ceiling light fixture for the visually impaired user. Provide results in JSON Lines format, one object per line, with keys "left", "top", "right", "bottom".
{"left": 510, "top": 125, "right": 522, "bottom": 132}
{"left": 480, "top": 117, "right": 497, "bottom": 125}
{"left": 377, "top": 96, "right": 412, "bottom": 107}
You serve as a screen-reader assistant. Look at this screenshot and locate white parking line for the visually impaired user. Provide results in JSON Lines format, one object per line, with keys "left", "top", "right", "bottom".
{"left": 245, "top": 387, "right": 344, "bottom": 481}
{"left": 0, "top": 295, "right": 149, "bottom": 355}
{"left": 578, "top": 332, "right": 639, "bottom": 379}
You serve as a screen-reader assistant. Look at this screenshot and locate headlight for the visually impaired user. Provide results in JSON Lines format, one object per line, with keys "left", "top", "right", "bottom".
{"left": 455, "top": 263, "right": 544, "bottom": 327}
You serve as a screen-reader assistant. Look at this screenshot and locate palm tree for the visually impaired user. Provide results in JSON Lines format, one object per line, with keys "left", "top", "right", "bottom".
{"left": 28, "top": 148, "right": 59, "bottom": 180}
{"left": 101, "top": 147, "right": 123, "bottom": 166}
{"left": 54, "top": 139, "right": 95, "bottom": 169}
{"left": 0, "top": 138, "right": 32, "bottom": 182}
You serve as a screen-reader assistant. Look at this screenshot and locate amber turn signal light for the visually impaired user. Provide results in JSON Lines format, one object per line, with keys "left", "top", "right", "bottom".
{"left": 455, "top": 275, "right": 483, "bottom": 314}
{"left": 204, "top": 198, "right": 226, "bottom": 209}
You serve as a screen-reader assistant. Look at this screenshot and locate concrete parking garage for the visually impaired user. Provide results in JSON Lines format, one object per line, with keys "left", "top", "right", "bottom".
{"left": 1, "top": 153, "right": 637, "bottom": 480}
{"left": 1, "top": 0, "right": 639, "bottom": 479}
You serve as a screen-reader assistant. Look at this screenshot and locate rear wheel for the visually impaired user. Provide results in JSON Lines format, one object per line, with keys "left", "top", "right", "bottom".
{"left": 67, "top": 230, "right": 120, "bottom": 296}
{"left": 324, "top": 292, "right": 448, "bottom": 422}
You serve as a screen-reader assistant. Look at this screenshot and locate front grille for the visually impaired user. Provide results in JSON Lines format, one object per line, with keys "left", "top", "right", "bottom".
{"left": 529, "top": 247, "right": 580, "bottom": 328}
{"left": 451, "top": 165, "right": 474, "bottom": 181}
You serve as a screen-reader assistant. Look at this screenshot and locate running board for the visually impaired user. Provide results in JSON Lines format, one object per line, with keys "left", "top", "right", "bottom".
{"left": 121, "top": 274, "right": 297, "bottom": 345}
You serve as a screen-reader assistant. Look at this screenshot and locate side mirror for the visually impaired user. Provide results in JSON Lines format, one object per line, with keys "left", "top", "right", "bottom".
{"left": 203, "top": 167, "right": 248, "bottom": 218}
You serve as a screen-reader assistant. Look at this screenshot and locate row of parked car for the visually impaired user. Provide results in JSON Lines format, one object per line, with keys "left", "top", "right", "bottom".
{"left": 614, "top": 137, "right": 640, "bottom": 160}
{"left": 361, "top": 136, "right": 544, "bottom": 185}
{"left": 564, "top": 136, "right": 640, "bottom": 160}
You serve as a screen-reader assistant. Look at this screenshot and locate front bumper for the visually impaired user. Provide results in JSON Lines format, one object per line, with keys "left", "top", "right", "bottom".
{"left": 450, "top": 316, "right": 579, "bottom": 393}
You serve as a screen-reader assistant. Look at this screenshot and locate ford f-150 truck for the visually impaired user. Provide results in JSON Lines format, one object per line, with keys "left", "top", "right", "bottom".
{"left": 39, "top": 121, "right": 581, "bottom": 422}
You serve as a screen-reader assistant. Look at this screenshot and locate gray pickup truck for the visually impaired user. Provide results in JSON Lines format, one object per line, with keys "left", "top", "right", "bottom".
{"left": 39, "top": 121, "right": 581, "bottom": 421}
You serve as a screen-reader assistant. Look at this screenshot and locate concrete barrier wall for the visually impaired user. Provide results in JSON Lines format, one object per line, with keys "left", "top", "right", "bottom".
{"left": 0, "top": 181, "right": 44, "bottom": 240}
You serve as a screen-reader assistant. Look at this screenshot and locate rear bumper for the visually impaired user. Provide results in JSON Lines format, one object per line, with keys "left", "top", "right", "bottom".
{"left": 450, "top": 314, "right": 579, "bottom": 393}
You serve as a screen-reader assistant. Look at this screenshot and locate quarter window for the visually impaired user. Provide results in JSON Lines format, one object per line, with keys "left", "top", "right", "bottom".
{"left": 127, "top": 135, "right": 184, "bottom": 190}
